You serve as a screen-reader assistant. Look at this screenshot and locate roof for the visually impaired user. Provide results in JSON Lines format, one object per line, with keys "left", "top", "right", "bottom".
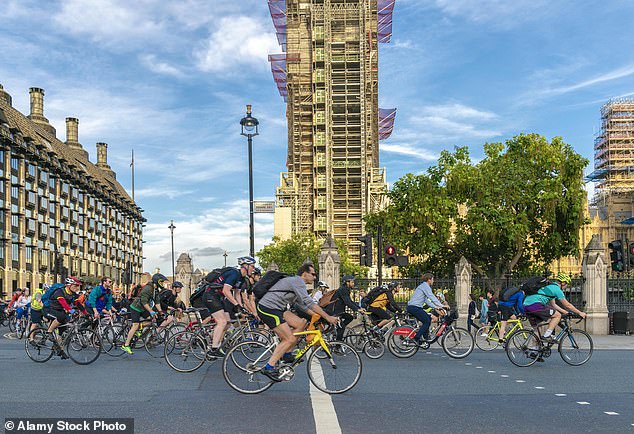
{"left": 0, "top": 96, "right": 143, "bottom": 220}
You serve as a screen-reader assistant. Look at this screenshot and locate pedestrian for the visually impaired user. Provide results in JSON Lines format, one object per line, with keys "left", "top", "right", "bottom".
{"left": 479, "top": 294, "right": 489, "bottom": 326}
{"left": 467, "top": 293, "right": 479, "bottom": 334}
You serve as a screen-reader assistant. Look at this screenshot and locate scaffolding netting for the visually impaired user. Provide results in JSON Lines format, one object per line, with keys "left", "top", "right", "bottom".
{"left": 268, "top": 54, "right": 289, "bottom": 101}
{"left": 379, "top": 108, "right": 397, "bottom": 140}
{"left": 378, "top": 0, "right": 396, "bottom": 43}
{"left": 268, "top": 0, "right": 287, "bottom": 51}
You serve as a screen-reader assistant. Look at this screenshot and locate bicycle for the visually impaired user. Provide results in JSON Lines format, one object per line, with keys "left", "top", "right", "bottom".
{"left": 344, "top": 313, "right": 386, "bottom": 359}
{"left": 25, "top": 313, "right": 102, "bottom": 365}
{"left": 223, "top": 325, "right": 362, "bottom": 394}
{"left": 387, "top": 309, "right": 474, "bottom": 359}
{"left": 475, "top": 316, "right": 529, "bottom": 351}
{"left": 505, "top": 312, "right": 593, "bottom": 367}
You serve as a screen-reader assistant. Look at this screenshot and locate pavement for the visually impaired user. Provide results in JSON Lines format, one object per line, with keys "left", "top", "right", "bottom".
{"left": 1, "top": 329, "right": 633, "bottom": 434}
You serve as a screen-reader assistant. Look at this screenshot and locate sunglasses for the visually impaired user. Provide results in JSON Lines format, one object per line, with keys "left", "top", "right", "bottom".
{"left": 311, "top": 272, "right": 317, "bottom": 277}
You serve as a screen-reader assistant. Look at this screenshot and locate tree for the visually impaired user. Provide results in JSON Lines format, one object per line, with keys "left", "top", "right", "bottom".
{"left": 366, "top": 134, "right": 588, "bottom": 279}
{"left": 256, "top": 233, "right": 367, "bottom": 278}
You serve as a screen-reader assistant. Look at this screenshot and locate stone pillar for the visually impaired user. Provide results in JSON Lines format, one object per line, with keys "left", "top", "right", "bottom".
{"left": 318, "top": 237, "right": 340, "bottom": 292}
{"left": 267, "top": 261, "right": 279, "bottom": 272}
{"left": 582, "top": 234, "right": 609, "bottom": 335}
{"left": 454, "top": 256, "right": 472, "bottom": 325}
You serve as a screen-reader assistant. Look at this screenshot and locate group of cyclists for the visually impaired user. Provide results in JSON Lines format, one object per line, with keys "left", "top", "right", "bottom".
{"left": 2, "top": 257, "right": 588, "bottom": 371}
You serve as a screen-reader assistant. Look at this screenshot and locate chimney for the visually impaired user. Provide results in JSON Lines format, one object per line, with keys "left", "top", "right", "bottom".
{"left": 65, "top": 117, "right": 89, "bottom": 160}
{"left": 95, "top": 142, "right": 115, "bottom": 178}
{"left": 28, "top": 87, "right": 56, "bottom": 137}
{"left": 0, "top": 84, "right": 12, "bottom": 106}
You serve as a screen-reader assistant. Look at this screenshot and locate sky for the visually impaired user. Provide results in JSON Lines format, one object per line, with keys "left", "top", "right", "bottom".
{"left": 2, "top": 0, "right": 634, "bottom": 275}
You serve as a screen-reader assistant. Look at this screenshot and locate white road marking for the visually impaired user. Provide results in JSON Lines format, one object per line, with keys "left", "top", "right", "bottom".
{"left": 604, "top": 412, "right": 619, "bottom": 416}
{"left": 465, "top": 363, "right": 472, "bottom": 365}
{"left": 535, "top": 387, "right": 545, "bottom": 389}
{"left": 488, "top": 370, "right": 496, "bottom": 373}
{"left": 475, "top": 366, "right": 483, "bottom": 369}
{"left": 555, "top": 394, "right": 567, "bottom": 397}
{"left": 309, "top": 361, "right": 342, "bottom": 434}
{"left": 516, "top": 380, "right": 525, "bottom": 383}
{"left": 426, "top": 351, "right": 432, "bottom": 354}
{"left": 577, "top": 402, "right": 590, "bottom": 405}
{"left": 500, "top": 375, "right": 509, "bottom": 378}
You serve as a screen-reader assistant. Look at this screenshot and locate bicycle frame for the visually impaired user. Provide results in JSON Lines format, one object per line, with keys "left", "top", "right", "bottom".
{"left": 248, "top": 328, "right": 332, "bottom": 368}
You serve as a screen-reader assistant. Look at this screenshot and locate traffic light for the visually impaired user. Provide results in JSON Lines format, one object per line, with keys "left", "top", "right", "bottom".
{"left": 608, "top": 240, "right": 625, "bottom": 272}
{"left": 629, "top": 243, "right": 634, "bottom": 267}
{"left": 358, "top": 235, "right": 373, "bottom": 266}
{"left": 385, "top": 244, "right": 397, "bottom": 266}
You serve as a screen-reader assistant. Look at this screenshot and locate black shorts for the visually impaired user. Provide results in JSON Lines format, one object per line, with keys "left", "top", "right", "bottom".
{"left": 524, "top": 303, "right": 555, "bottom": 326}
{"left": 31, "top": 309, "right": 43, "bottom": 324}
{"left": 191, "top": 299, "right": 211, "bottom": 320}
{"left": 130, "top": 309, "right": 151, "bottom": 323}
{"left": 204, "top": 294, "right": 225, "bottom": 315}
{"left": 499, "top": 305, "right": 516, "bottom": 321}
{"left": 368, "top": 306, "right": 391, "bottom": 321}
{"left": 223, "top": 299, "right": 237, "bottom": 319}
{"left": 257, "top": 304, "right": 286, "bottom": 330}
{"left": 43, "top": 307, "right": 67, "bottom": 324}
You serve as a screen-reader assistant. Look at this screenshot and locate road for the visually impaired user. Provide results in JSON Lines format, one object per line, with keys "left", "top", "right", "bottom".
{"left": 0, "top": 336, "right": 633, "bottom": 433}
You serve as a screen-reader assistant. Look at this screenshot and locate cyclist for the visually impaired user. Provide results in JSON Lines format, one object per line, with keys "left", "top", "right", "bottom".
{"left": 257, "top": 263, "right": 338, "bottom": 381}
{"left": 498, "top": 286, "right": 525, "bottom": 341}
{"left": 367, "top": 282, "right": 402, "bottom": 329}
{"left": 15, "top": 287, "right": 32, "bottom": 333}
{"left": 121, "top": 273, "right": 166, "bottom": 354}
{"left": 406, "top": 273, "right": 446, "bottom": 344}
{"left": 44, "top": 276, "right": 85, "bottom": 358}
{"left": 204, "top": 256, "right": 256, "bottom": 359}
{"left": 156, "top": 280, "right": 184, "bottom": 332}
{"left": 311, "top": 281, "right": 329, "bottom": 304}
{"left": 324, "top": 275, "right": 362, "bottom": 340}
{"left": 523, "top": 273, "right": 586, "bottom": 342}
{"left": 4, "top": 288, "right": 22, "bottom": 313}
{"left": 86, "top": 277, "right": 116, "bottom": 321}
{"left": 29, "top": 285, "right": 46, "bottom": 340}
{"left": 240, "top": 267, "right": 261, "bottom": 317}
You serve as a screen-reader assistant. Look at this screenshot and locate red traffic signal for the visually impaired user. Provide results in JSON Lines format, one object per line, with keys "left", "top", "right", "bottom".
{"left": 386, "top": 245, "right": 396, "bottom": 256}
{"left": 385, "top": 245, "right": 397, "bottom": 266}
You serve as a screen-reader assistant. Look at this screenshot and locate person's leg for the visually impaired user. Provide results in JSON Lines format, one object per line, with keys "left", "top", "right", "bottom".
{"left": 407, "top": 305, "right": 431, "bottom": 341}
{"left": 211, "top": 310, "right": 227, "bottom": 348}
{"left": 336, "top": 312, "right": 353, "bottom": 340}
{"left": 544, "top": 310, "right": 561, "bottom": 338}
{"left": 267, "top": 322, "right": 296, "bottom": 367}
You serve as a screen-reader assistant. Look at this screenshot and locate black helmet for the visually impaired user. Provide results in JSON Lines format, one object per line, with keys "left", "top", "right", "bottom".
{"left": 388, "top": 281, "right": 399, "bottom": 290}
{"left": 152, "top": 273, "right": 168, "bottom": 286}
{"left": 342, "top": 274, "right": 355, "bottom": 282}
{"left": 172, "top": 281, "right": 184, "bottom": 288}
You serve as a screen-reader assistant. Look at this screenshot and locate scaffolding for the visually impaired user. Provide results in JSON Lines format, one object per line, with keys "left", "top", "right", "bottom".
{"left": 270, "top": 0, "right": 394, "bottom": 256}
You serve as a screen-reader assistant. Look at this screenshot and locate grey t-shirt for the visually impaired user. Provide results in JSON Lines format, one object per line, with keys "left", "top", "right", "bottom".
{"left": 258, "top": 276, "right": 316, "bottom": 312}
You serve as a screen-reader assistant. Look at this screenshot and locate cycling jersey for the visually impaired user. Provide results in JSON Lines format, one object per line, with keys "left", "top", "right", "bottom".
{"left": 130, "top": 284, "right": 157, "bottom": 312}
{"left": 157, "top": 289, "right": 177, "bottom": 311}
{"left": 523, "top": 283, "right": 565, "bottom": 306}
{"left": 86, "top": 285, "right": 113, "bottom": 312}
{"left": 49, "top": 287, "right": 78, "bottom": 312}
{"left": 31, "top": 288, "right": 44, "bottom": 311}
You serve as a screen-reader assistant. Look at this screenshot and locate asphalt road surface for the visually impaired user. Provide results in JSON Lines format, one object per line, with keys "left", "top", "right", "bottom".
{"left": 0, "top": 336, "right": 633, "bottom": 433}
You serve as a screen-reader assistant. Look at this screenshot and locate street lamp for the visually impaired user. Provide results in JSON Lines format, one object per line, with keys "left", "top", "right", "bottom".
{"left": 240, "top": 104, "right": 259, "bottom": 258}
{"left": 223, "top": 250, "right": 228, "bottom": 267}
{"left": 168, "top": 220, "right": 176, "bottom": 280}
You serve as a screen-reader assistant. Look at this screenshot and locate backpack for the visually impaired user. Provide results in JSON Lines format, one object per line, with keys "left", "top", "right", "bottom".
{"left": 252, "top": 271, "right": 290, "bottom": 301}
{"left": 318, "top": 290, "right": 338, "bottom": 308}
{"left": 520, "top": 276, "right": 550, "bottom": 297}
{"left": 189, "top": 267, "right": 234, "bottom": 303}
{"left": 129, "top": 284, "right": 143, "bottom": 300}
{"left": 500, "top": 286, "right": 520, "bottom": 302}
{"left": 360, "top": 286, "right": 388, "bottom": 309}
{"left": 41, "top": 283, "right": 65, "bottom": 308}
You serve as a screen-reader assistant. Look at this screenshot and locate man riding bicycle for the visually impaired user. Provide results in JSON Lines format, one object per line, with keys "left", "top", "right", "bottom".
{"left": 256, "top": 263, "right": 338, "bottom": 382}
{"left": 523, "top": 273, "right": 586, "bottom": 342}
{"left": 407, "top": 273, "right": 447, "bottom": 344}
{"left": 86, "top": 277, "right": 117, "bottom": 320}
{"left": 44, "top": 276, "right": 86, "bottom": 359}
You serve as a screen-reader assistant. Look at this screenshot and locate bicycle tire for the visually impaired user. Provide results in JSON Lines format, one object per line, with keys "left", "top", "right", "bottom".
{"left": 363, "top": 338, "right": 385, "bottom": 359}
{"left": 505, "top": 328, "right": 540, "bottom": 367}
{"left": 144, "top": 327, "right": 164, "bottom": 358}
{"left": 387, "top": 327, "right": 418, "bottom": 358}
{"left": 66, "top": 327, "right": 102, "bottom": 365}
{"left": 441, "top": 327, "right": 474, "bottom": 359}
{"left": 8, "top": 315, "right": 17, "bottom": 333}
{"left": 345, "top": 333, "right": 368, "bottom": 352}
{"left": 307, "top": 341, "right": 362, "bottom": 394}
{"left": 25, "top": 328, "right": 54, "bottom": 363}
{"left": 223, "top": 341, "right": 275, "bottom": 394}
{"left": 164, "top": 331, "right": 207, "bottom": 373}
{"left": 475, "top": 325, "right": 499, "bottom": 351}
{"left": 558, "top": 329, "right": 593, "bottom": 366}
{"left": 102, "top": 325, "right": 126, "bottom": 357}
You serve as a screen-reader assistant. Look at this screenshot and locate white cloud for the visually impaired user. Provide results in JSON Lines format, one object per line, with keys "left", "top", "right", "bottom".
{"left": 381, "top": 143, "right": 438, "bottom": 160}
{"left": 140, "top": 54, "right": 186, "bottom": 78}
{"left": 427, "top": 0, "right": 552, "bottom": 26}
{"left": 421, "top": 103, "right": 497, "bottom": 121}
{"left": 195, "top": 16, "right": 279, "bottom": 72}
{"left": 539, "top": 63, "right": 634, "bottom": 97}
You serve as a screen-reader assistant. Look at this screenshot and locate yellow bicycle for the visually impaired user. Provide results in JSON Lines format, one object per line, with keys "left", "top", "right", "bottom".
{"left": 475, "top": 317, "right": 529, "bottom": 351}
{"left": 223, "top": 326, "right": 362, "bottom": 394}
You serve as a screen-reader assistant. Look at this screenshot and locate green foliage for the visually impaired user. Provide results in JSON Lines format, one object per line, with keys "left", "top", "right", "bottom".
{"left": 366, "top": 134, "right": 589, "bottom": 279}
{"left": 256, "top": 233, "right": 367, "bottom": 278}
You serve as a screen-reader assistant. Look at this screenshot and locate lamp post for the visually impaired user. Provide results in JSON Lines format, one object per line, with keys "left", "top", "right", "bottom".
{"left": 223, "top": 250, "right": 228, "bottom": 267}
{"left": 168, "top": 220, "right": 176, "bottom": 280}
{"left": 240, "top": 104, "right": 259, "bottom": 258}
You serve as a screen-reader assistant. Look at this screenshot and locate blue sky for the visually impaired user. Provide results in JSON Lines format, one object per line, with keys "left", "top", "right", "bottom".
{"left": 2, "top": 0, "right": 634, "bottom": 275}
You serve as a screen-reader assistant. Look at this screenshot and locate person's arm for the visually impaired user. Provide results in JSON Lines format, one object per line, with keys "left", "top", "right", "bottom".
{"left": 221, "top": 284, "right": 239, "bottom": 305}
{"left": 386, "top": 291, "right": 401, "bottom": 313}
{"left": 58, "top": 296, "right": 73, "bottom": 312}
{"left": 305, "top": 303, "right": 338, "bottom": 325}
{"left": 557, "top": 298, "right": 586, "bottom": 318}
{"left": 340, "top": 288, "right": 359, "bottom": 312}
{"left": 423, "top": 284, "right": 444, "bottom": 309}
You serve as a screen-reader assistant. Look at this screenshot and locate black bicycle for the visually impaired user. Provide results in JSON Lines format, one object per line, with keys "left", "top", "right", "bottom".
{"left": 505, "top": 312, "right": 593, "bottom": 367}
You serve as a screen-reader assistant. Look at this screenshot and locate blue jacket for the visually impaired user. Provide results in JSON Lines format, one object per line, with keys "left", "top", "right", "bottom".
{"left": 499, "top": 291, "right": 525, "bottom": 315}
{"left": 86, "top": 285, "right": 113, "bottom": 312}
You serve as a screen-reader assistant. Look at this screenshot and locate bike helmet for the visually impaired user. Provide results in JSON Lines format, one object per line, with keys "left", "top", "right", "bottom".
{"left": 317, "top": 281, "right": 329, "bottom": 289}
{"left": 555, "top": 273, "right": 571, "bottom": 285}
{"left": 387, "top": 281, "right": 399, "bottom": 290}
{"left": 172, "top": 281, "right": 184, "bottom": 288}
{"left": 65, "top": 276, "right": 82, "bottom": 286}
{"left": 342, "top": 274, "right": 355, "bottom": 282}
{"left": 252, "top": 267, "right": 262, "bottom": 276}
{"left": 237, "top": 256, "right": 256, "bottom": 266}
{"left": 152, "top": 273, "right": 168, "bottom": 286}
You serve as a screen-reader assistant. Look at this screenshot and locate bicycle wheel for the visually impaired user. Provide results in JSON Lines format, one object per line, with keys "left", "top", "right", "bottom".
{"left": 363, "top": 338, "right": 385, "bottom": 359}
{"left": 25, "top": 328, "right": 54, "bottom": 363}
{"left": 559, "top": 329, "right": 593, "bottom": 366}
{"left": 164, "top": 331, "right": 207, "bottom": 373}
{"left": 475, "top": 325, "right": 499, "bottom": 351}
{"left": 441, "top": 327, "right": 474, "bottom": 359}
{"left": 144, "top": 327, "right": 164, "bottom": 358}
{"left": 505, "top": 328, "right": 540, "bottom": 367}
{"left": 223, "top": 341, "right": 275, "bottom": 394}
{"left": 8, "top": 315, "right": 17, "bottom": 333}
{"left": 307, "top": 341, "right": 362, "bottom": 394}
{"left": 102, "top": 325, "right": 126, "bottom": 357}
{"left": 387, "top": 327, "right": 418, "bottom": 358}
{"left": 164, "top": 323, "right": 186, "bottom": 341}
{"left": 66, "top": 328, "right": 101, "bottom": 365}
{"left": 345, "top": 333, "right": 368, "bottom": 352}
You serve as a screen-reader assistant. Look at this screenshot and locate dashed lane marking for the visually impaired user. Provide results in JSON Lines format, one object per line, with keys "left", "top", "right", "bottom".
{"left": 465, "top": 363, "right": 472, "bottom": 365}
{"left": 535, "top": 387, "right": 545, "bottom": 389}
{"left": 577, "top": 402, "right": 591, "bottom": 405}
{"left": 475, "top": 366, "right": 483, "bottom": 369}
{"left": 555, "top": 394, "right": 567, "bottom": 397}
{"left": 500, "top": 375, "right": 509, "bottom": 378}
{"left": 604, "top": 412, "right": 619, "bottom": 416}
{"left": 488, "top": 370, "right": 496, "bottom": 373}
{"left": 516, "top": 380, "right": 526, "bottom": 383}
